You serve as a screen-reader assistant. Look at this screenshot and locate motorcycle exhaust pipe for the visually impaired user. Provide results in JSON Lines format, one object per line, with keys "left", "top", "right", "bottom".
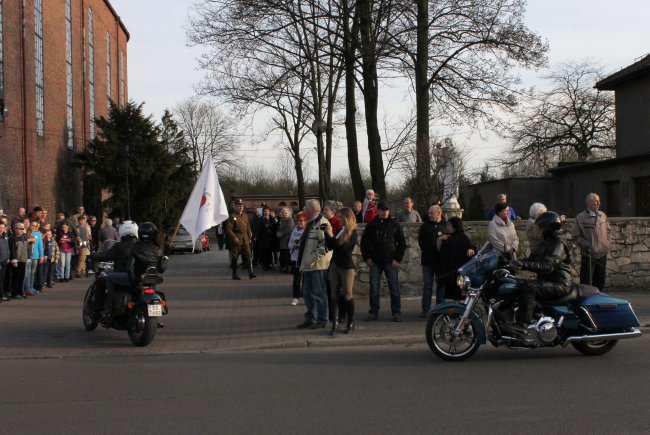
{"left": 562, "top": 329, "right": 642, "bottom": 346}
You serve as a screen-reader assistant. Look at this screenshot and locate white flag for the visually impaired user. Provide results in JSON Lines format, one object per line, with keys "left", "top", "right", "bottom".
{"left": 179, "top": 155, "right": 229, "bottom": 246}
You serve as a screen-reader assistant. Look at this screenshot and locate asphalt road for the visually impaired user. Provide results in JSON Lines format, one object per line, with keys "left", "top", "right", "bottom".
{"left": 1, "top": 249, "right": 648, "bottom": 434}
{"left": 1, "top": 339, "right": 649, "bottom": 434}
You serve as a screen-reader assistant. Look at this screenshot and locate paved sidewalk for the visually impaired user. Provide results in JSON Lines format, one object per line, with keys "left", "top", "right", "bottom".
{"left": 0, "top": 249, "right": 647, "bottom": 358}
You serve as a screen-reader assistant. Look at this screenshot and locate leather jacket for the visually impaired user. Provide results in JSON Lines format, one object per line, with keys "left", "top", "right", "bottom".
{"left": 360, "top": 216, "right": 406, "bottom": 264}
{"left": 521, "top": 234, "right": 572, "bottom": 287}
{"left": 132, "top": 240, "right": 165, "bottom": 280}
{"left": 92, "top": 237, "right": 137, "bottom": 277}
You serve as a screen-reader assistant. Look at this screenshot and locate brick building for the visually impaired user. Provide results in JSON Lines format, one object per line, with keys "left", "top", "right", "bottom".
{"left": 0, "top": 0, "right": 128, "bottom": 218}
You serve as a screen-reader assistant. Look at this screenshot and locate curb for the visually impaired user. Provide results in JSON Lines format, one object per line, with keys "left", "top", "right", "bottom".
{"left": 220, "top": 334, "right": 425, "bottom": 353}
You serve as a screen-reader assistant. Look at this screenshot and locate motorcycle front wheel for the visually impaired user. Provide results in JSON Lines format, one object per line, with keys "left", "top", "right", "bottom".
{"left": 82, "top": 285, "right": 98, "bottom": 331}
{"left": 426, "top": 312, "right": 480, "bottom": 361}
{"left": 571, "top": 340, "right": 618, "bottom": 356}
{"left": 128, "top": 308, "right": 157, "bottom": 347}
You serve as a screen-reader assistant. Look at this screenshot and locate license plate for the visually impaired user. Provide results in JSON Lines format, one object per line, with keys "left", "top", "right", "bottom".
{"left": 148, "top": 304, "right": 163, "bottom": 317}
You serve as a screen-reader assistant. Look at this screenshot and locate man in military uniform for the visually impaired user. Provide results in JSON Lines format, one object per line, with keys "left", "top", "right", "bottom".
{"left": 225, "top": 199, "right": 257, "bottom": 280}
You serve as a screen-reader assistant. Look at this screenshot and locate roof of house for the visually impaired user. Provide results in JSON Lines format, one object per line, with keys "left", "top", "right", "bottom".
{"left": 548, "top": 153, "right": 650, "bottom": 173}
{"left": 596, "top": 54, "right": 650, "bottom": 90}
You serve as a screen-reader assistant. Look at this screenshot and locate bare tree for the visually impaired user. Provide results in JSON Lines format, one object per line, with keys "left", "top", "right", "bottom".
{"left": 188, "top": 0, "right": 346, "bottom": 204}
{"left": 504, "top": 61, "right": 616, "bottom": 172}
{"left": 173, "top": 98, "right": 239, "bottom": 174}
{"left": 391, "top": 0, "right": 548, "bottom": 209}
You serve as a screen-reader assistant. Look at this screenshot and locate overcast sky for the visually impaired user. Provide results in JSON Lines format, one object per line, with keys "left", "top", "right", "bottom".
{"left": 111, "top": 0, "right": 650, "bottom": 181}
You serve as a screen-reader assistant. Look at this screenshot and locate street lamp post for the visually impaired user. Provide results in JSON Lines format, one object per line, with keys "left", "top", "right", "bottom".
{"left": 311, "top": 119, "right": 327, "bottom": 203}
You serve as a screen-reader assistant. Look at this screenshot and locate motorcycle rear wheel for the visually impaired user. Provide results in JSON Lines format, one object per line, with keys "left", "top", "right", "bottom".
{"left": 426, "top": 312, "right": 480, "bottom": 361}
{"left": 571, "top": 340, "right": 618, "bottom": 356}
{"left": 82, "top": 285, "right": 98, "bottom": 331}
{"left": 128, "top": 308, "right": 157, "bottom": 347}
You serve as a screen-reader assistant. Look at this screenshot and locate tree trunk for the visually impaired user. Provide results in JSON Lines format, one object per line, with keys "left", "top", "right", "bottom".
{"left": 414, "top": 0, "right": 431, "bottom": 213}
{"left": 343, "top": 0, "right": 366, "bottom": 201}
{"left": 295, "top": 157, "right": 306, "bottom": 209}
{"left": 358, "top": 0, "right": 387, "bottom": 200}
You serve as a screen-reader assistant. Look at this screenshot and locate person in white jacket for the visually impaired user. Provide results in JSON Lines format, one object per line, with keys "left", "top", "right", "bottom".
{"left": 296, "top": 200, "right": 333, "bottom": 329}
{"left": 488, "top": 202, "right": 519, "bottom": 259}
{"left": 287, "top": 213, "right": 307, "bottom": 306}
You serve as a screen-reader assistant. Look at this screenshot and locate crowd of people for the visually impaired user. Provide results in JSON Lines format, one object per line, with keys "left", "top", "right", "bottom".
{"left": 223, "top": 189, "right": 612, "bottom": 336}
{"left": 0, "top": 205, "right": 122, "bottom": 303}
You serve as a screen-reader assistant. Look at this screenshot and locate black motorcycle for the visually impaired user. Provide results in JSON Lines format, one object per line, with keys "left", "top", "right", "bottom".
{"left": 82, "top": 261, "right": 168, "bottom": 347}
{"left": 426, "top": 244, "right": 641, "bottom": 361}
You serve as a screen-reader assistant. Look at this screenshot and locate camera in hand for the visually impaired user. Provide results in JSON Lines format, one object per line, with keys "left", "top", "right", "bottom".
{"left": 319, "top": 223, "right": 329, "bottom": 230}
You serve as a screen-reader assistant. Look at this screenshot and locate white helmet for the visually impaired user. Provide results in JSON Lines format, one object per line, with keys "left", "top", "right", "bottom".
{"left": 119, "top": 220, "right": 139, "bottom": 239}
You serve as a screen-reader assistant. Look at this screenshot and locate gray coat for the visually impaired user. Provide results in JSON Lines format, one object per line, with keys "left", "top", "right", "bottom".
{"left": 276, "top": 217, "right": 295, "bottom": 250}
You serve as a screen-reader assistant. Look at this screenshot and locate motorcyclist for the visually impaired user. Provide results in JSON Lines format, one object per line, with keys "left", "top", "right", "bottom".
{"left": 131, "top": 222, "right": 167, "bottom": 285}
{"left": 505, "top": 212, "right": 572, "bottom": 338}
{"left": 89, "top": 220, "right": 139, "bottom": 317}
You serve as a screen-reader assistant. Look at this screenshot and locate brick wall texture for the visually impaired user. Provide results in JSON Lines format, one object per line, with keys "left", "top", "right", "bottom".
{"left": 0, "top": 0, "right": 128, "bottom": 217}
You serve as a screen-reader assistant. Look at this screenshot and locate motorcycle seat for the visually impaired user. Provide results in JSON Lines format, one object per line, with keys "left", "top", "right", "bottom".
{"left": 545, "top": 283, "right": 600, "bottom": 305}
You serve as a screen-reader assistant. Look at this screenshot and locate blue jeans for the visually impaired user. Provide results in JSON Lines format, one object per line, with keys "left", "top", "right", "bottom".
{"left": 422, "top": 264, "right": 445, "bottom": 311}
{"left": 421, "top": 264, "right": 446, "bottom": 311}
{"left": 369, "top": 262, "right": 400, "bottom": 315}
{"left": 303, "top": 270, "right": 329, "bottom": 324}
{"left": 24, "top": 259, "right": 38, "bottom": 291}
{"left": 60, "top": 252, "right": 72, "bottom": 279}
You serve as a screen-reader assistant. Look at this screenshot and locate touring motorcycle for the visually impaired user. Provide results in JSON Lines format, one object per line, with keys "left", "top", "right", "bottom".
{"left": 426, "top": 245, "right": 641, "bottom": 361}
{"left": 82, "top": 259, "right": 168, "bottom": 347}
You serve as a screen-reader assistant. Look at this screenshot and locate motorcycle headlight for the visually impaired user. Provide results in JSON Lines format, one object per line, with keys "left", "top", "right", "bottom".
{"left": 456, "top": 274, "right": 468, "bottom": 290}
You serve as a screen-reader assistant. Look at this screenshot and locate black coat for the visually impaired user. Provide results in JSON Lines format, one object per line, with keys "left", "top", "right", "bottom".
{"left": 256, "top": 217, "right": 277, "bottom": 248}
{"left": 325, "top": 229, "right": 358, "bottom": 269}
{"left": 439, "top": 232, "right": 476, "bottom": 300}
{"left": 92, "top": 237, "right": 137, "bottom": 276}
{"left": 360, "top": 216, "right": 406, "bottom": 264}
{"left": 418, "top": 219, "right": 446, "bottom": 266}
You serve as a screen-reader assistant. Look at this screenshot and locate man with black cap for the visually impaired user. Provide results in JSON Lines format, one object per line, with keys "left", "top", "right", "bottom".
{"left": 224, "top": 199, "right": 256, "bottom": 280}
{"left": 360, "top": 202, "right": 406, "bottom": 322}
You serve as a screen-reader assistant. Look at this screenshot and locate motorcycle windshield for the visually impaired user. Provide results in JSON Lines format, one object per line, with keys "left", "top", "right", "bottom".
{"left": 458, "top": 249, "right": 500, "bottom": 288}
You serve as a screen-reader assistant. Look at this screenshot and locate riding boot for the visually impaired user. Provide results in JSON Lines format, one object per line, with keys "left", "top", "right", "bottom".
{"left": 345, "top": 299, "right": 355, "bottom": 334}
{"left": 337, "top": 292, "right": 347, "bottom": 323}
{"left": 330, "top": 303, "right": 339, "bottom": 336}
{"left": 248, "top": 266, "right": 257, "bottom": 279}
{"left": 231, "top": 260, "right": 241, "bottom": 280}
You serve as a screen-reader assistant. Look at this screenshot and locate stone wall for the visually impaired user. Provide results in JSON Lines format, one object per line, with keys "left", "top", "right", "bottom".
{"left": 352, "top": 218, "right": 650, "bottom": 295}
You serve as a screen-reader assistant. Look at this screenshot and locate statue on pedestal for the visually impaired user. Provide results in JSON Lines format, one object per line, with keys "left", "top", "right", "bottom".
{"left": 437, "top": 140, "right": 463, "bottom": 219}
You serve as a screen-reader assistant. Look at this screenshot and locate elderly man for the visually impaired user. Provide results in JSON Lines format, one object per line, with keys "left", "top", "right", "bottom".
{"left": 487, "top": 194, "right": 518, "bottom": 221}
{"left": 296, "top": 199, "right": 333, "bottom": 329}
{"left": 418, "top": 205, "right": 446, "bottom": 315}
{"left": 397, "top": 197, "right": 422, "bottom": 223}
{"left": 571, "top": 193, "right": 611, "bottom": 291}
{"left": 99, "top": 218, "right": 120, "bottom": 245}
{"left": 352, "top": 200, "right": 363, "bottom": 223}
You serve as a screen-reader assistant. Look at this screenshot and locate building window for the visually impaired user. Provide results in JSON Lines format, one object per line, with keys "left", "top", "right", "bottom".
{"left": 35, "top": 0, "right": 44, "bottom": 136}
{"left": 120, "top": 50, "right": 125, "bottom": 108}
{"left": 106, "top": 32, "right": 111, "bottom": 112}
{"left": 88, "top": 8, "right": 95, "bottom": 139}
{"left": 65, "top": 0, "right": 73, "bottom": 149}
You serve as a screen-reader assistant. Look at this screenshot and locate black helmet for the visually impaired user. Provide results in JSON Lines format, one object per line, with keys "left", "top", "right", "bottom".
{"left": 138, "top": 222, "right": 158, "bottom": 241}
{"left": 535, "top": 211, "right": 562, "bottom": 240}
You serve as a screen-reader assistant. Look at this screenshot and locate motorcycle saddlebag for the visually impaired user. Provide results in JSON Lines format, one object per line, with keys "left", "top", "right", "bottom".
{"left": 110, "top": 289, "right": 131, "bottom": 316}
{"left": 576, "top": 294, "right": 640, "bottom": 330}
